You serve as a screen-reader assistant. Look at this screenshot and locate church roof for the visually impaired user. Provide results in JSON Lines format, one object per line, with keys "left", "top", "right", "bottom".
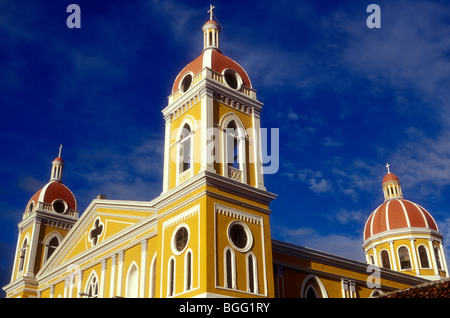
{"left": 172, "top": 49, "right": 252, "bottom": 94}
{"left": 26, "top": 180, "right": 77, "bottom": 212}
{"left": 364, "top": 198, "right": 438, "bottom": 241}
{"left": 382, "top": 172, "right": 399, "bottom": 184}
{"left": 377, "top": 278, "right": 450, "bottom": 298}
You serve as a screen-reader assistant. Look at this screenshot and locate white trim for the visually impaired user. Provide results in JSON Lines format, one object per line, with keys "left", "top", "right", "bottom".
{"left": 171, "top": 223, "right": 190, "bottom": 255}
{"left": 227, "top": 221, "right": 253, "bottom": 253}
{"left": 125, "top": 261, "right": 139, "bottom": 298}
{"left": 301, "top": 274, "right": 328, "bottom": 298}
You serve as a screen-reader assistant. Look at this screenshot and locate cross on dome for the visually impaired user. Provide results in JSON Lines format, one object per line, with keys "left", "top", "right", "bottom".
{"left": 208, "top": 4, "right": 215, "bottom": 21}
{"left": 385, "top": 163, "right": 391, "bottom": 174}
{"left": 58, "top": 144, "right": 63, "bottom": 158}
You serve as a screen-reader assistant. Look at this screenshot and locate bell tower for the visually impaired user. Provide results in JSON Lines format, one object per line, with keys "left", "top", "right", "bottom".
{"left": 156, "top": 7, "right": 276, "bottom": 298}
{"left": 4, "top": 147, "right": 79, "bottom": 298}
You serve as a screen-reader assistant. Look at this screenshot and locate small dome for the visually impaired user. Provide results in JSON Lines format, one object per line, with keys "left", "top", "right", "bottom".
{"left": 364, "top": 198, "right": 438, "bottom": 241}
{"left": 382, "top": 172, "right": 399, "bottom": 184}
{"left": 172, "top": 49, "right": 252, "bottom": 94}
{"left": 26, "top": 181, "right": 77, "bottom": 213}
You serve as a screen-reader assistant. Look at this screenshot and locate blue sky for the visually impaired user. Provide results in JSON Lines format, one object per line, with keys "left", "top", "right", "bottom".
{"left": 2, "top": 0, "right": 450, "bottom": 295}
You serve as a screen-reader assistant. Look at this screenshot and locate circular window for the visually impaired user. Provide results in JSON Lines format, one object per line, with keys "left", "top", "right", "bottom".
{"left": 52, "top": 200, "right": 67, "bottom": 214}
{"left": 228, "top": 221, "right": 252, "bottom": 252}
{"left": 172, "top": 225, "right": 189, "bottom": 254}
{"left": 223, "top": 69, "right": 241, "bottom": 90}
{"left": 180, "top": 73, "right": 193, "bottom": 93}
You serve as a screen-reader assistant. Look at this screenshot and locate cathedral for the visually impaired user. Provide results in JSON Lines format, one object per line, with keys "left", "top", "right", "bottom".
{"left": 3, "top": 8, "right": 448, "bottom": 299}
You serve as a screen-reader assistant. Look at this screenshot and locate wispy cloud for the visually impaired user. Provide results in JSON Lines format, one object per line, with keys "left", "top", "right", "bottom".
{"left": 272, "top": 224, "right": 365, "bottom": 261}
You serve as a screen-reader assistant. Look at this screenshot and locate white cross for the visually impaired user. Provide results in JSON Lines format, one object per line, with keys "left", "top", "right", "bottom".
{"left": 385, "top": 163, "right": 390, "bottom": 173}
{"left": 208, "top": 4, "right": 215, "bottom": 20}
{"left": 58, "top": 144, "right": 63, "bottom": 157}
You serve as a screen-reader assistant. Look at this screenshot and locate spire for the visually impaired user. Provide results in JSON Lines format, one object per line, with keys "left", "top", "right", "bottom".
{"left": 202, "top": 5, "right": 221, "bottom": 51}
{"left": 50, "top": 145, "right": 65, "bottom": 182}
{"left": 382, "top": 164, "right": 403, "bottom": 201}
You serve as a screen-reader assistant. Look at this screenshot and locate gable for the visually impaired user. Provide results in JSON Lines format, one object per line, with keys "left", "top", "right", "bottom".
{"left": 37, "top": 198, "right": 157, "bottom": 276}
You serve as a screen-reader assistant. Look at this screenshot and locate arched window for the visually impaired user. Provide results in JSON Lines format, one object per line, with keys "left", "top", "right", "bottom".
{"left": 185, "top": 250, "right": 192, "bottom": 291}
{"left": 125, "top": 263, "right": 139, "bottom": 298}
{"left": 418, "top": 245, "right": 430, "bottom": 268}
{"left": 18, "top": 239, "right": 28, "bottom": 273}
{"left": 247, "top": 253, "right": 258, "bottom": 294}
{"left": 45, "top": 235, "right": 60, "bottom": 262}
{"left": 434, "top": 246, "right": 442, "bottom": 270}
{"left": 224, "top": 247, "right": 236, "bottom": 289}
{"left": 226, "top": 121, "right": 240, "bottom": 170}
{"left": 380, "top": 250, "right": 391, "bottom": 269}
{"left": 168, "top": 257, "right": 175, "bottom": 297}
{"left": 306, "top": 286, "right": 318, "bottom": 298}
{"left": 222, "top": 115, "right": 247, "bottom": 183}
{"left": 85, "top": 272, "right": 99, "bottom": 298}
{"left": 179, "top": 124, "right": 192, "bottom": 173}
{"left": 398, "top": 246, "right": 412, "bottom": 270}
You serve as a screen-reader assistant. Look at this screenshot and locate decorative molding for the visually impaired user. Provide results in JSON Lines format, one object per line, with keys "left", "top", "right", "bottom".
{"left": 215, "top": 204, "right": 262, "bottom": 225}
{"left": 163, "top": 204, "right": 200, "bottom": 230}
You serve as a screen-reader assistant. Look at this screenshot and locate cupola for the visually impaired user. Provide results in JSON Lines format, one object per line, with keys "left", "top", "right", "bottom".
{"left": 202, "top": 5, "right": 221, "bottom": 51}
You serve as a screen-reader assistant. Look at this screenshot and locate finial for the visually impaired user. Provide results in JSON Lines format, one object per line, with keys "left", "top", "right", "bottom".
{"left": 385, "top": 163, "right": 391, "bottom": 174}
{"left": 58, "top": 144, "right": 63, "bottom": 158}
{"left": 208, "top": 4, "right": 215, "bottom": 21}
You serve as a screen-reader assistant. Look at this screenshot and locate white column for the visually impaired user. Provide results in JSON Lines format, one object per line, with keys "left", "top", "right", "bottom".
{"left": 140, "top": 239, "right": 148, "bottom": 298}
{"left": 100, "top": 259, "right": 107, "bottom": 298}
{"left": 116, "top": 251, "right": 125, "bottom": 297}
{"left": 388, "top": 241, "right": 398, "bottom": 271}
{"left": 439, "top": 242, "right": 449, "bottom": 277}
{"left": 371, "top": 246, "right": 379, "bottom": 266}
{"left": 252, "top": 108, "right": 265, "bottom": 189}
{"left": 428, "top": 239, "right": 439, "bottom": 276}
{"left": 109, "top": 254, "right": 117, "bottom": 297}
{"left": 410, "top": 238, "right": 420, "bottom": 275}
{"left": 162, "top": 116, "right": 171, "bottom": 193}
{"left": 200, "top": 87, "right": 216, "bottom": 173}
{"left": 26, "top": 218, "right": 42, "bottom": 276}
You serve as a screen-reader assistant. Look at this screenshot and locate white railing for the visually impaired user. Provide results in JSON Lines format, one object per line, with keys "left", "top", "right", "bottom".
{"left": 228, "top": 166, "right": 242, "bottom": 182}
{"left": 178, "top": 169, "right": 192, "bottom": 184}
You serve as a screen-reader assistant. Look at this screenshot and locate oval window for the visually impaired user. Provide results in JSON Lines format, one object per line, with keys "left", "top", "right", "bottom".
{"left": 180, "top": 74, "right": 193, "bottom": 93}
{"left": 172, "top": 225, "right": 189, "bottom": 254}
{"left": 52, "top": 200, "right": 66, "bottom": 214}
{"left": 224, "top": 69, "right": 240, "bottom": 89}
{"left": 228, "top": 221, "right": 252, "bottom": 252}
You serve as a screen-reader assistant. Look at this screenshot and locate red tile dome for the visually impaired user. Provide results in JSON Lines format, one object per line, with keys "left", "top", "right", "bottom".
{"left": 382, "top": 172, "right": 399, "bottom": 184}
{"left": 363, "top": 198, "right": 438, "bottom": 241}
{"left": 171, "top": 18, "right": 252, "bottom": 94}
{"left": 26, "top": 181, "right": 77, "bottom": 212}
{"left": 172, "top": 49, "right": 252, "bottom": 94}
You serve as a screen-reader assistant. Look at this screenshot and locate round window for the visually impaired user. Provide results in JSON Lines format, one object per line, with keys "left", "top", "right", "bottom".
{"left": 228, "top": 221, "right": 252, "bottom": 252}
{"left": 173, "top": 225, "right": 189, "bottom": 254}
{"left": 223, "top": 69, "right": 241, "bottom": 90}
{"left": 180, "top": 73, "right": 193, "bottom": 93}
{"left": 52, "top": 200, "right": 67, "bottom": 214}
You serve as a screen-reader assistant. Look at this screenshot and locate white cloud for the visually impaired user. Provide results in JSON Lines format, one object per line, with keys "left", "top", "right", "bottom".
{"left": 272, "top": 224, "right": 365, "bottom": 262}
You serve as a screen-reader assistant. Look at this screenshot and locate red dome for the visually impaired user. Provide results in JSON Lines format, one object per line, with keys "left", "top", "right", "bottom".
{"left": 171, "top": 49, "right": 252, "bottom": 94}
{"left": 26, "top": 181, "right": 77, "bottom": 212}
{"left": 382, "top": 172, "right": 399, "bottom": 184}
{"left": 364, "top": 198, "right": 438, "bottom": 241}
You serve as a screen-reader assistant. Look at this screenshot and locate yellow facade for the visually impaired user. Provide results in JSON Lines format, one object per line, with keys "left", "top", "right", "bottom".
{"left": 3, "top": 11, "right": 445, "bottom": 300}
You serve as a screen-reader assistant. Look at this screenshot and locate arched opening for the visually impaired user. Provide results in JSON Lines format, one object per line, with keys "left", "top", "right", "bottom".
{"left": 380, "top": 250, "right": 391, "bottom": 269}
{"left": 398, "top": 246, "right": 412, "bottom": 270}
{"left": 126, "top": 263, "right": 139, "bottom": 298}
{"left": 418, "top": 245, "right": 430, "bottom": 268}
